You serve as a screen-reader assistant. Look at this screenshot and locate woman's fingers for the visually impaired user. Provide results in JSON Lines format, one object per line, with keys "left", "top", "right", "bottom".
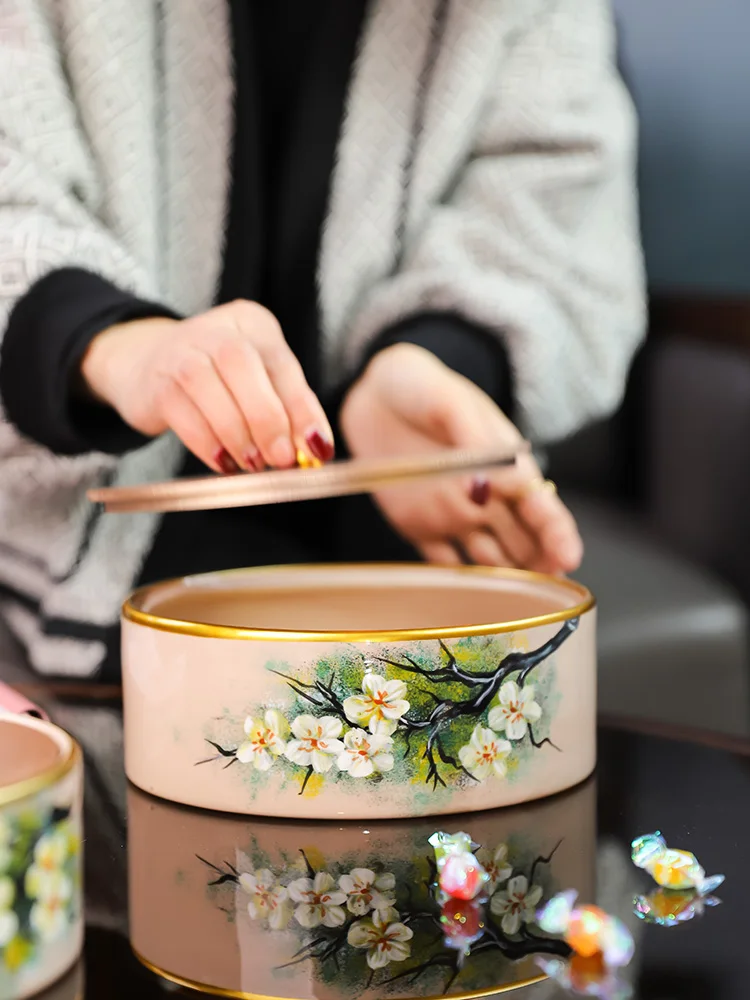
{"left": 225, "top": 302, "right": 334, "bottom": 463}
{"left": 170, "top": 348, "right": 257, "bottom": 470}
{"left": 209, "top": 334, "right": 296, "bottom": 469}
{"left": 479, "top": 499, "right": 538, "bottom": 568}
{"left": 142, "top": 301, "right": 335, "bottom": 471}
{"left": 461, "top": 529, "right": 512, "bottom": 567}
{"left": 514, "top": 487, "right": 583, "bottom": 572}
{"left": 484, "top": 449, "right": 583, "bottom": 573}
{"left": 262, "top": 344, "right": 335, "bottom": 462}
{"left": 418, "top": 540, "right": 463, "bottom": 566}
{"left": 156, "top": 379, "right": 225, "bottom": 473}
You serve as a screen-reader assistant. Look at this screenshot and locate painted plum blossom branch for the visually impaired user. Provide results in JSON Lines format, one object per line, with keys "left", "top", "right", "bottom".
{"left": 379, "top": 619, "right": 578, "bottom": 787}
{"left": 197, "top": 618, "right": 577, "bottom": 790}
{"left": 201, "top": 836, "right": 571, "bottom": 997}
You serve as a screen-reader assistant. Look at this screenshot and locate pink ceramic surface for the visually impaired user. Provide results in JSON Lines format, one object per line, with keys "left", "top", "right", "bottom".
{"left": 0, "top": 683, "right": 48, "bottom": 722}
{"left": 122, "top": 565, "right": 596, "bottom": 819}
{"left": 128, "top": 777, "right": 596, "bottom": 999}
{"left": 0, "top": 716, "right": 83, "bottom": 1000}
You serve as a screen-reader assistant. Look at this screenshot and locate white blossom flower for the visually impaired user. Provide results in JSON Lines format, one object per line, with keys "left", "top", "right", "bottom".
{"left": 336, "top": 729, "right": 395, "bottom": 778}
{"left": 28, "top": 871, "right": 72, "bottom": 942}
{"left": 238, "top": 868, "right": 291, "bottom": 930}
{"left": 338, "top": 868, "right": 397, "bottom": 917}
{"left": 347, "top": 911, "right": 414, "bottom": 969}
{"left": 458, "top": 725, "right": 512, "bottom": 781}
{"left": 490, "top": 875, "right": 543, "bottom": 935}
{"left": 284, "top": 715, "right": 345, "bottom": 773}
{"left": 24, "top": 827, "right": 69, "bottom": 900}
{"left": 0, "top": 876, "right": 18, "bottom": 947}
{"left": 488, "top": 682, "right": 542, "bottom": 741}
{"left": 236, "top": 710, "right": 288, "bottom": 770}
{"left": 287, "top": 872, "right": 347, "bottom": 928}
{"left": 476, "top": 843, "right": 513, "bottom": 895}
{"left": 343, "top": 674, "right": 410, "bottom": 735}
{"left": 0, "top": 816, "right": 12, "bottom": 872}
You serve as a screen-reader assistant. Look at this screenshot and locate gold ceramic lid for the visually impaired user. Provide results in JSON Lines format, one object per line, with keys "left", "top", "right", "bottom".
{"left": 87, "top": 446, "right": 524, "bottom": 514}
{"left": 127, "top": 777, "right": 595, "bottom": 1000}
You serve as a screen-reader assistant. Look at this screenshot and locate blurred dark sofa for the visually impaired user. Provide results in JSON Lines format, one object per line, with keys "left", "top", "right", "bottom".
{"left": 548, "top": 0, "right": 750, "bottom": 735}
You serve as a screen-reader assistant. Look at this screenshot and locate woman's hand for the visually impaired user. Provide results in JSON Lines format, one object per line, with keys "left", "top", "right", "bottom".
{"left": 340, "top": 343, "right": 583, "bottom": 574}
{"left": 80, "top": 300, "right": 334, "bottom": 473}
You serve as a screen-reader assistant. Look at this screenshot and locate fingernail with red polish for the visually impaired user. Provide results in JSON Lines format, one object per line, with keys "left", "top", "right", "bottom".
{"left": 470, "top": 477, "right": 490, "bottom": 506}
{"left": 215, "top": 449, "right": 241, "bottom": 475}
{"left": 244, "top": 449, "right": 263, "bottom": 472}
{"left": 306, "top": 430, "right": 335, "bottom": 463}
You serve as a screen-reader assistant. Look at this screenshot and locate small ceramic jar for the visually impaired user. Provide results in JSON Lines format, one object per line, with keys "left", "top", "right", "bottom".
{"left": 0, "top": 716, "right": 83, "bottom": 1000}
{"left": 123, "top": 564, "right": 596, "bottom": 819}
{"left": 128, "top": 775, "right": 595, "bottom": 1000}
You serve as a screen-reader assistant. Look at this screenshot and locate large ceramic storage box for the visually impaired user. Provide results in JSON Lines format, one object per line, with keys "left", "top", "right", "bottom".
{"left": 122, "top": 564, "right": 595, "bottom": 819}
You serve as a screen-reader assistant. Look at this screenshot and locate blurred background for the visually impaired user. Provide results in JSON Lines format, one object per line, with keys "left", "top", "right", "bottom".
{"left": 548, "top": 0, "right": 750, "bottom": 737}
{"left": 0, "top": 0, "right": 748, "bottom": 740}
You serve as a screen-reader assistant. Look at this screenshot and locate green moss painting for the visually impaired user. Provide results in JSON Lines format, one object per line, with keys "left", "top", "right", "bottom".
{"left": 197, "top": 619, "right": 578, "bottom": 797}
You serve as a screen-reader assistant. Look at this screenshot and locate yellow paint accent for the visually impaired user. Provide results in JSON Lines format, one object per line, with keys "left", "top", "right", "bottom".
{"left": 300, "top": 773, "right": 324, "bottom": 799}
{"left": 299, "top": 846, "right": 327, "bottom": 872}
{"left": 4, "top": 936, "right": 32, "bottom": 972}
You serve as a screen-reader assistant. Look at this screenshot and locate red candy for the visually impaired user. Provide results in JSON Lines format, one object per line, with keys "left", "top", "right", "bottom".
{"left": 440, "top": 897, "right": 485, "bottom": 939}
{"left": 439, "top": 853, "right": 487, "bottom": 901}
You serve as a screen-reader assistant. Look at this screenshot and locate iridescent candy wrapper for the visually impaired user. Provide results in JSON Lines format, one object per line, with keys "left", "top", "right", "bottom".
{"left": 631, "top": 832, "right": 725, "bottom": 895}
{"left": 429, "top": 831, "right": 490, "bottom": 902}
{"left": 536, "top": 890, "right": 634, "bottom": 968}
{"left": 633, "top": 886, "right": 722, "bottom": 927}
{"left": 536, "top": 954, "right": 633, "bottom": 1000}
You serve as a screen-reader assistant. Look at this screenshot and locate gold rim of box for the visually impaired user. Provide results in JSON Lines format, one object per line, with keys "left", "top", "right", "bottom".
{"left": 123, "top": 564, "right": 595, "bottom": 642}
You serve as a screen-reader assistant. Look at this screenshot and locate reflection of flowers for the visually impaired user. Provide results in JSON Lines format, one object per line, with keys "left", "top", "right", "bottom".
{"left": 490, "top": 874, "right": 543, "bottom": 934}
{"left": 284, "top": 716, "right": 344, "bottom": 773}
{"left": 338, "top": 868, "right": 397, "bottom": 917}
{"left": 236, "top": 711, "right": 288, "bottom": 770}
{"left": 239, "top": 869, "right": 291, "bottom": 930}
{"left": 203, "top": 832, "right": 567, "bottom": 996}
{"left": 337, "top": 729, "right": 395, "bottom": 778}
{"left": 0, "top": 876, "right": 19, "bottom": 947}
{"left": 458, "top": 725, "right": 511, "bottom": 780}
{"left": 343, "top": 674, "right": 410, "bottom": 736}
{"left": 476, "top": 843, "right": 513, "bottom": 895}
{"left": 288, "top": 873, "right": 347, "bottom": 928}
{"left": 347, "top": 911, "right": 414, "bottom": 969}
{"left": 488, "top": 682, "right": 542, "bottom": 741}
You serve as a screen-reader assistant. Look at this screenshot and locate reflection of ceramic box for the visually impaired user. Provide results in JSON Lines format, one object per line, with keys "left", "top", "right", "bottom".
{"left": 0, "top": 717, "right": 83, "bottom": 1000}
{"left": 128, "top": 776, "right": 596, "bottom": 999}
{"left": 123, "top": 565, "right": 596, "bottom": 819}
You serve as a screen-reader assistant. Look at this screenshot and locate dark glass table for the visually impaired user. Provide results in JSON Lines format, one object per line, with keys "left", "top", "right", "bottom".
{"left": 23, "top": 703, "right": 746, "bottom": 1000}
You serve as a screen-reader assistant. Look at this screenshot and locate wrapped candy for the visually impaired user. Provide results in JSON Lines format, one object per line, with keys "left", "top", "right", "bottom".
{"left": 428, "top": 831, "right": 490, "bottom": 902}
{"left": 439, "top": 897, "right": 487, "bottom": 966}
{"left": 633, "top": 886, "right": 722, "bottom": 927}
{"left": 536, "top": 890, "right": 634, "bottom": 968}
{"left": 535, "top": 955, "right": 633, "bottom": 1000}
{"left": 630, "top": 832, "right": 725, "bottom": 895}
{"left": 296, "top": 449, "right": 323, "bottom": 469}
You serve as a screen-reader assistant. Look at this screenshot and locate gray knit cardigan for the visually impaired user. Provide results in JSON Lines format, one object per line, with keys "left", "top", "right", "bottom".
{"left": 0, "top": 0, "right": 645, "bottom": 676}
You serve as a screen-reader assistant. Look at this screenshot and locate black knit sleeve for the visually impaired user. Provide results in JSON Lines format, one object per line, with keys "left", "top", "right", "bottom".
{"left": 0, "top": 267, "right": 179, "bottom": 456}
